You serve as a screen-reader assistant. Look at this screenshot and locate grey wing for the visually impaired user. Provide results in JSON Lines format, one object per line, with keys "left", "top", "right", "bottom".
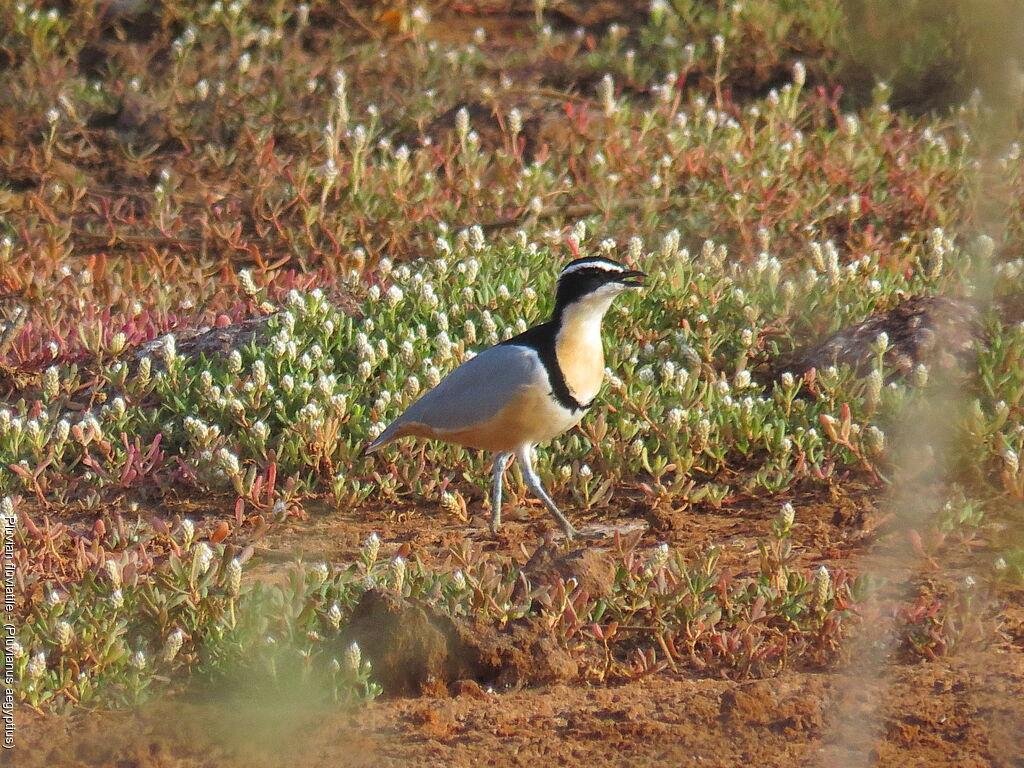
{"left": 365, "top": 344, "right": 543, "bottom": 451}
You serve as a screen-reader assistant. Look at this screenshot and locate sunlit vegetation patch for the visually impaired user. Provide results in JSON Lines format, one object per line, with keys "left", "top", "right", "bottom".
{"left": 2, "top": 0, "right": 1022, "bottom": 712}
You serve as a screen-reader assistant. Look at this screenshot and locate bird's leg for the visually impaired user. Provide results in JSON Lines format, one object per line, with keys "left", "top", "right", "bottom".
{"left": 514, "top": 445, "right": 578, "bottom": 540}
{"left": 489, "top": 452, "right": 513, "bottom": 534}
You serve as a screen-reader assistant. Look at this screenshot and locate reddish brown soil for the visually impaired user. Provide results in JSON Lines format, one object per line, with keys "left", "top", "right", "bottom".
{"left": 9, "top": 5, "right": 1024, "bottom": 766}
{"left": 15, "top": 645, "right": 1024, "bottom": 767}
{"left": 14, "top": 485, "right": 1024, "bottom": 768}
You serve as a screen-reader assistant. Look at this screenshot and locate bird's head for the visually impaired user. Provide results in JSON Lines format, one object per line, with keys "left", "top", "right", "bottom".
{"left": 553, "top": 256, "right": 645, "bottom": 317}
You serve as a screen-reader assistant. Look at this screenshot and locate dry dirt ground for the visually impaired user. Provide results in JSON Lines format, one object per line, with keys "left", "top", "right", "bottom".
{"left": 7, "top": 3, "right": 1024, "bottom": 765}
{"left": 16, "top": 487, "right": 1024, "bottom": 768}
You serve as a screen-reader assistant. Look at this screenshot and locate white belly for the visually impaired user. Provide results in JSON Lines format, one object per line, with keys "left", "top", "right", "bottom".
{"left": 528, "top": 393, "right": 585, "bottom": 444}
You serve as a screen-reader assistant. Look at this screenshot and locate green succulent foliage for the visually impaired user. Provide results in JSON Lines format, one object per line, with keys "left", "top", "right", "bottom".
{"left": 3, "top": 223, "right": 1021, "bottom": 516}
{"left": 11, "top": 510, "right": 865, "bottom": 710}
{"left": 3, "top": 0, "right": 1024, "bottom": 721}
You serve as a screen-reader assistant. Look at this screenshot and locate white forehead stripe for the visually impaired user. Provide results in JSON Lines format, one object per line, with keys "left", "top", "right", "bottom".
{"left": 559, "top": 260, "right": 625, "bottom": 277}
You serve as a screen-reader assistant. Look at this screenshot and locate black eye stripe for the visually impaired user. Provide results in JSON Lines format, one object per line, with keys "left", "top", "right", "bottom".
{"left": 550, "top": 270, "right": 621, "bottom": 317}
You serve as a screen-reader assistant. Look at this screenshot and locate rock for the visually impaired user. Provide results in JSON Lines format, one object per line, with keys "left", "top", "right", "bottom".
{"left": 785, "top": 295, "right": 982, "bottom": 381}
{"left": 449, "top": 679, "right": 489, "bottom": 698}
{"left": 342, "top": 588, "right": 578, "bottom": 696}
{"left": 342, "top": 588, "right": 464, "bottom": 696}
{"left": 518, "top": 542, "right": 617, "bottom": 600}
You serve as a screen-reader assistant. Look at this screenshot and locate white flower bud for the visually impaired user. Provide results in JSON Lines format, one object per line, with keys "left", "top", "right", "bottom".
{"left": 865, "top": 369, "right": 882, "bottom": 410}
{"left": 310, "top": 561, "right": 330, "bottom": 585}
{"left": 162, "top": 334, "right": 177, "bottom": 363}
{"left": 455, "top": 107, "right": 470, "bottom": 141}
{"left": 238, "top": 269, "right": 259, "bottom": 297}
{"left": 227, "top": 557, "right": 242, "bottom": 596}
{"left": 55, "top": 620, "right": 74, "bottom": 648}
{"left": 43, "top": 366, "right": 60, "bottom": 400}
{"left": 425, "top": 366, "right": 441, "bottom": 388}
{"left": 216, "top": 448, "right": 240, "bottom": 476}
{"left": 779, "top": 502, "right": 795, "bottom": 530}
{"left": 361, "top": 532, "right": 381, "bottom": 564}
{"left": 508, "top": 107, "right": 522, "bottom": 136}
{"left": 344, "top": 641, "right": 361, "bottom": 673}
{"left": 440, "top": 492, "right": 461, "bottom": 517}
{"left": 865, "top": 426, "right": 886, "bottom": 456}
{"left": 328, "top": 603, "right": 343, "bottom": 630}
{"left": 646, "top": 542, "right": 670, "bottom": 574}
{"left": 390, "top": 556, "right": 406, "bottom": 592}
{"left": 193, "top": 541, "right": 214, "bottom": 574}
{"left": 792, "top": 60, "right": 806, "bottom": 88}
{"left": 105, "top": 559, "right": 122, "bottom": 588}
{"left": 598, "top": 73, "right": 615, "bottom": 116}
{"left": 135, "top": 356, "right": 152, "bottom": 389}
{"left": 27, "top": 651, "right": 47, "bottom": 678}
{"left": 1003, "top": 448, "right": 1020, "bottom": 475}
{"left": 452, "top": 570, "right": 467, "bottom": 590}
{"left": 629, "top": 236, "right": 643, "bottom": 261}
{"left": 813, "top": 565, "right": 830, "bottom": 606}
{"left": 667, "top": 408, "right": 685, "bottom": 429}
{"left": 468, "top": 228, "right": 485, "bottom": 255}
{"left": 162, "top": 629, "right": 184, "bottom": 663}
{"left": 661, "top": 229, "right": 680, "bottom": 260}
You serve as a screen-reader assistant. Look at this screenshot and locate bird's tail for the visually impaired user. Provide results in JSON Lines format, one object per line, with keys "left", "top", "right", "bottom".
{"left": 361, "top": 421, "right": 402, "bottom": 456}
{"left": 361, "top": 436, "right": 386, "bottom": 457}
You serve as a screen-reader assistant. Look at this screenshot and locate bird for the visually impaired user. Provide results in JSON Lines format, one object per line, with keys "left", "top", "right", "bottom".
{"left": 363, "top": 255, "right": 645, "bottom": 539}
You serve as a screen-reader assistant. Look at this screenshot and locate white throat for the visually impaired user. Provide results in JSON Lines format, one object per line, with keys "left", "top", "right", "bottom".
{"left": 553, "top": 285, "right": 623, "bottom": 405}
{"left": 559, "top": 289, "right": 618, "bottom": 338}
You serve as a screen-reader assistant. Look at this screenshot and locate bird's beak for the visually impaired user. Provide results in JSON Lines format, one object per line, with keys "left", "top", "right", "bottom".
{"left": 619, "top": 269, "right": 646, "bottom": 287}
